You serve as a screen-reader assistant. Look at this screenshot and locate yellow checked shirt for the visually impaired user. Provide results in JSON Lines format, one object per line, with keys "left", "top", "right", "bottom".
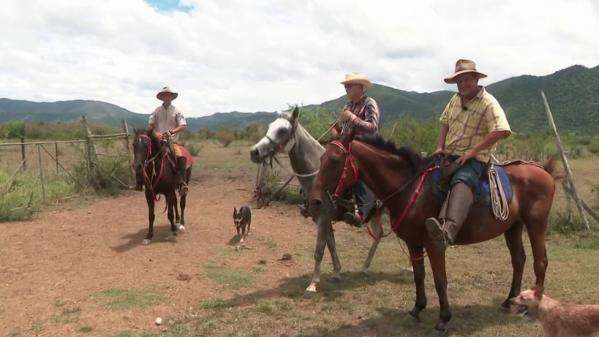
{"left": 440, "top": 87, "right": 511, "bottom": 162}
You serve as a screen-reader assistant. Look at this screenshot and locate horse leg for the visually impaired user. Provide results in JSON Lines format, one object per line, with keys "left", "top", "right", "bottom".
{"left": 501, "top": 221, "right": 526, "bottom": 310}
{"left": 143, "top": 190, "right": 155, "bottom": 245}
{"left": 527, "top": 219, "right": 549, "bottom": 290}
{"left": 361, "top": 217, "right": 382, "bottom": 274}
{"left": 407, "top": 244, "right": 427, "bottom": 321}
{"left": 174, "top": 192, "right": 180, "bottom": 225}
{"left": 178, "top": 189, "right": 187, "bottom": 232}
{"left": 305, "top": 215, "right": 329, "bottom": 297}
{"left": 325, "top": 221, "right": 342, "bottom": 282}
{"left": 426, "top": 243, "right": 451, "bottom": 334}
{"left": 167, "top": 192, "right": 177, "bottom": 235}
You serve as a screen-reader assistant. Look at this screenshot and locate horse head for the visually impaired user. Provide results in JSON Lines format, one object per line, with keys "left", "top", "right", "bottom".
{"left": 308, "top": 140, "right": 357, "bottom": 217}
{"left": 132, "top": 129, "right": 155, "bottom": 190}
{"left": 249, "top": 106, "right": 299, "bottom": 163}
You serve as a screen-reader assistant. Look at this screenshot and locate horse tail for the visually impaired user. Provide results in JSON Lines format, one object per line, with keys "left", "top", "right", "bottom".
{"left": 542, "top": 157, "right": 564, "bottom": 180}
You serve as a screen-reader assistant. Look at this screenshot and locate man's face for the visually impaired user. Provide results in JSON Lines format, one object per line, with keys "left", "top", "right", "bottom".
{"left": 160, "top": 94, "right": 174, "bottom": 105}
{"left": 344, "top": 84, "right": 364, "bottom": 101}
{"left": 456, "top": 73, "right": 479, "bottom": 97}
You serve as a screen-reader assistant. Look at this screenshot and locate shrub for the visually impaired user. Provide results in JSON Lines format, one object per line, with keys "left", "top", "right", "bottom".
{"left": 215, "top": 129, "right": 235, "bottom": 147}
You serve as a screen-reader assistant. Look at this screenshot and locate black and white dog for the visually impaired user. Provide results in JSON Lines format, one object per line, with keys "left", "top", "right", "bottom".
{"left": 233, "top": 206, "right": 252, "bottom": 243}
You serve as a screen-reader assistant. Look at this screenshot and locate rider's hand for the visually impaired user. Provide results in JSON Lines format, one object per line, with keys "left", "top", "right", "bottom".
{"left": 432, "top": 148, "right": 446, "bottom": 156}
{"left": 340, "top": 110, "right": 355, "bottom": 123}
{"left": 457, "top": 149, "right": 478, "bottom": 165}
{"left": 162, "top": 131, "right": 171, "bottom": 140}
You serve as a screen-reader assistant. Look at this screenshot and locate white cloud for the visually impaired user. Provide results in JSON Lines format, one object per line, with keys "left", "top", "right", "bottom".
{"left": 0, "top": 0, "right": 598, "bottom": 116}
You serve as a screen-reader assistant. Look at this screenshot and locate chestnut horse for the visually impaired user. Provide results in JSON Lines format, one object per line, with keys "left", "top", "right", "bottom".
{"left": 309, "top": 134, "right": 557, "bottom": 334}
{"left": 132, "top": 129, "right": 190, "bottom": 245}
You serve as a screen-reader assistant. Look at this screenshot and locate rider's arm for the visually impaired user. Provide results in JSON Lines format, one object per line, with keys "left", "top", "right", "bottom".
{"left": 471, "top": 130, "right": 511, "bottom": 154}
{"left": 434, "top": 124, "right": 449, "bottom": 153}
{"left": 169, "top": 110, "right": 187, "bottom": 136}
{"left": 349, "top": 99, "right": 379, "bottom": 133}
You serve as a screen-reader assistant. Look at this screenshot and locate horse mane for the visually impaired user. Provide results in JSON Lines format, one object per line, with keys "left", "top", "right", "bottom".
{"left": 355, "top": 134, "right": 424, "bottom": 170}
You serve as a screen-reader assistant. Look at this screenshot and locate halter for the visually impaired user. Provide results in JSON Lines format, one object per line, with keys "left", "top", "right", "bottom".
{"left": 330, "top": 140, "right": 359, "bottom": 198}
{"left": 263, "top": 124, "right": 319, "bottom": 178}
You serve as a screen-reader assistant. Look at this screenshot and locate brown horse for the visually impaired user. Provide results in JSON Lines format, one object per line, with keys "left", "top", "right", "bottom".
{"left": 309, "top": 134, "right": 558, "bottom": 334}
{"left": 132, "top": 129, "right": 191, "bottom": 245}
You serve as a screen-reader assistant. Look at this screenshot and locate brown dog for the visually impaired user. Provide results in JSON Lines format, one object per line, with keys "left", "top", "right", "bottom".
{"left": 233, "top": 206, "right": 251, "bottom": 244}
{"left": 511, "top": 288, "right": 599, "bottom": 337}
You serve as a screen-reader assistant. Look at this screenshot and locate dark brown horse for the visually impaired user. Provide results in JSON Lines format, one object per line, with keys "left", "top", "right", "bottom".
{"left": 132, "top": 129, "right": 191, "bottom": 245}
{"left": 309, "top": 134, "right": 558, "bottom": 334}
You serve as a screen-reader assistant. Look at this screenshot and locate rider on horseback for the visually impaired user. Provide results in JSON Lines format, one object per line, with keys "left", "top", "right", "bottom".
{"left": 425, "top": 59, "right": 512, "bottom": 250}
{"left": 331, "top": 73, "right": 380, "bottom": 227}
{"left": 148, "top": 87, "right": 189, "bottom": 196}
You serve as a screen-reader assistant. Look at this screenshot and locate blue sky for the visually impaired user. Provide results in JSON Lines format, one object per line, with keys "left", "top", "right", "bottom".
{"left": 145, "top": 0, "right": 194, "bottom": 13}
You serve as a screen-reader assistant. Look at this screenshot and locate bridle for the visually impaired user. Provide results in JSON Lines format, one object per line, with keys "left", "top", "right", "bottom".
{"left": 260, "top": 122, "right": 319, "bottom": 178}
{"left": 136, "top": 134, "right": 170, "bottom": 203}
{"left": 326, "top": 139, "right": 440, "bottom": 234}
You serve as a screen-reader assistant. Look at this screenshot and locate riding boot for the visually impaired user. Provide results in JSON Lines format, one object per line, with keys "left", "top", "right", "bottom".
{"left": 177, "top": 157, "right": 188, "bottom": 196}
{"left": 424, "top": 182, "right": 474, "bottom": 251}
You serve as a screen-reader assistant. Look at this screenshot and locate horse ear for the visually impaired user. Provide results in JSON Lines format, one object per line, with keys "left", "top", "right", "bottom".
{"left": 291, "top": 106, "right": 300, "bottom": 122}
{"left": 233, "top": 207, "right": 237, "bottom": 217}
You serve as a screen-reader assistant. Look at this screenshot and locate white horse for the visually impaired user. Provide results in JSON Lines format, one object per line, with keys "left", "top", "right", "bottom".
{"left": 250, "top": 107, "right": 389, "bottom": 297}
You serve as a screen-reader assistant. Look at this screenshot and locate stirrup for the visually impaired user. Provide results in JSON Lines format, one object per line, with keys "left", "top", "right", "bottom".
{"left": 343, "top": 212, "right": 364, "bottom": 228}
{"left": 424, "top": 217, "right": 449, "bottom": 250}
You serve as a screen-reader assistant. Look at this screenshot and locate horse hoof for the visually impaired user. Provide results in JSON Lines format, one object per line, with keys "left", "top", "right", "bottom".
{"left": 303, "top": 289, "right": 316, "bottom": 299}
{"left": 142, "top": 239, "right": 151, "bottom": 245}
{"left": 178, "top": 225, "right": 186, "bottom": 232}
{"left": 408, "top": 311, "right": 421, "bottom": 322}
{"left": 428, "top": 328, "right": 448, "bottom": 337}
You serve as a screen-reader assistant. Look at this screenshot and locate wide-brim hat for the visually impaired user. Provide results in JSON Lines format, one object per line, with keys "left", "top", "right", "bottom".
{"left": 341, "top": 73, "right": 373, "bottom": 90}
{"left": 156, "top": 87, "right": 178, "bottom": 100}
{"left": 444, "top": 59, "right": 487, "bottom": 84}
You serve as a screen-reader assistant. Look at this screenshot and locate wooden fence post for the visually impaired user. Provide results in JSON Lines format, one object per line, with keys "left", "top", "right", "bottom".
{"left": 541, "top": 91, "right": 590, "bottom": 231}
{"left": 20, "top": 137, "right": 26, "bottom": 172}
{"left": 54, "top": 141, "right": 59, "bottom": 175}
{"left": 122, "top": 120, "right": 132, "bottom": 160}
{"left": 81, "top": 116, "right": 100, "bottom": 188}
{"left": 37, "top": 144, "right": 46, "bottom": 203}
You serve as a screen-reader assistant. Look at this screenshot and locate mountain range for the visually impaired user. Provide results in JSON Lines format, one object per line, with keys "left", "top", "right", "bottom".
{"left": 1, "top": 64, "right": 598, "bottom": 134}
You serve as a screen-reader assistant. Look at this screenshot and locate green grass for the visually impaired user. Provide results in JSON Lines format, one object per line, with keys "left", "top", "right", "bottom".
{"left": 51, "top": 306, "right": 81, "bottom": 324}
{"left": 78, "top": 325, "right": 93, "bottom": 333}
{"left": 97, "top": 288, "right": 163, "bottom": 311}
{"left": 204, "top": 263, "right": 254, "bottom": 290}
{"left": 199, "top": 298, "right": 231, "bottom": 310}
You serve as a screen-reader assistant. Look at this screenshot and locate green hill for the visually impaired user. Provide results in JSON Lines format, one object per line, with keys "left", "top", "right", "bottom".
{"left": 1, "top": 64, "right": 598, "bottom": 134}
{"left": 303, "top": 65, "right": 599, "bottom": 134}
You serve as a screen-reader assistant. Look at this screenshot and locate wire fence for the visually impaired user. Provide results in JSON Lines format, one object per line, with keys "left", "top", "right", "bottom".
{"left": 0, "top": 117, "right": 134, "bottom": 220}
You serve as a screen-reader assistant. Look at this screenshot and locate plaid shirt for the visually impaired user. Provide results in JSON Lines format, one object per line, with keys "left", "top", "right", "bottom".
{"left": 340, "top": 96, "right": 380, "bottom": 136}
{"left": 440, "top": 87, "right": 511, "bottom": 162}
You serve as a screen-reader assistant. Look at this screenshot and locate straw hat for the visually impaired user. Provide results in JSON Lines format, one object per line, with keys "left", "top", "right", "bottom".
{"left": 156, "top": 87, "right": 178, "bottom": 100}
{"left": 444, "top": 59, "right": 487, "bottom": 84}
{"left": 341, "top": 73, "right": 373, "bottom": 90}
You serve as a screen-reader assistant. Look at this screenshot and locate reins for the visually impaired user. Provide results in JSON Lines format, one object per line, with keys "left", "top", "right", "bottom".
{"left": 139, "top": 134, "right": 171, "bottom": 203}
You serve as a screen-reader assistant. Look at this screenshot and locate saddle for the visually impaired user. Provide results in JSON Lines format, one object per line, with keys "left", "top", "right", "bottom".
{"left": 432, "top": 156, "right": 513, "bottom": 208}
{"left": 162, "top": 141, "right": 194, "bottom": 169}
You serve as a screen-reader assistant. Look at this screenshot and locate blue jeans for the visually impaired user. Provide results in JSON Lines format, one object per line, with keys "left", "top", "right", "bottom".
{"left": 355, "top": 180, "right": 375, "bottom": 216}
{"left": 449, "top": 159, "right": 485, "bottom": 190}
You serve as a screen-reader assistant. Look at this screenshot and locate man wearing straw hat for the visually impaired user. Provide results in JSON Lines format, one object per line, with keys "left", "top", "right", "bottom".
{"left": 148, "top": 86, "right": 190, "bottom": 196}
{"left": 424, "top": 59, "right": 511, "bottom": 250}
{"left": 333, "top": 73, "right": 380, "bottom": 227}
